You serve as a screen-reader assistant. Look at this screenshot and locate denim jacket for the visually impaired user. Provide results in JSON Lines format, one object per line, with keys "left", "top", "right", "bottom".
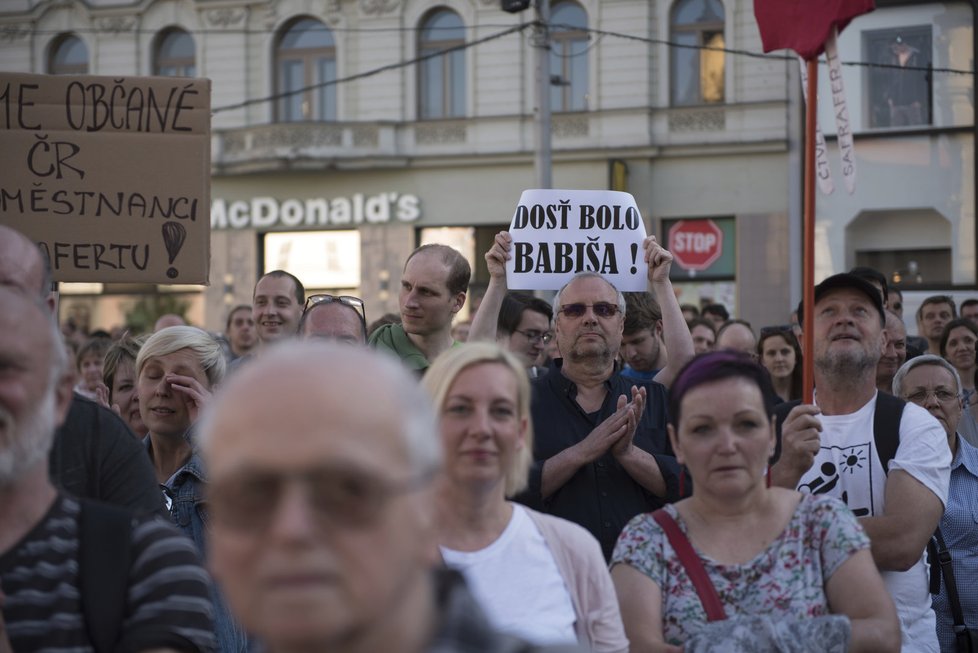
{"left": 146, "top": 436, "right": 250, "bottom": 653}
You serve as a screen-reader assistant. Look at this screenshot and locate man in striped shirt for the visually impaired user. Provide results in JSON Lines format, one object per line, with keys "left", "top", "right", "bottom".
{"left": 0, "top": 287, "right": 216, "bottom": 653}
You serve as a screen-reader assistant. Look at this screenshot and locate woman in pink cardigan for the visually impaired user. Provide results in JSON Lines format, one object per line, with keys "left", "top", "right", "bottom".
{"left": 422, "top": 342, "right": 628, "bottom": 652}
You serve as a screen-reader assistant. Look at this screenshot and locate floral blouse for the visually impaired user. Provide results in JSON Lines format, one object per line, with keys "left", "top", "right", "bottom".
{"left": 610, "top": 494, "right": 869, "bottom": 646}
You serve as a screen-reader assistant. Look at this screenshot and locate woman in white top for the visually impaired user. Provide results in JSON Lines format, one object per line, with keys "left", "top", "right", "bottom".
{"left": 422, "top": 342, "right": 627, "bottom": 652}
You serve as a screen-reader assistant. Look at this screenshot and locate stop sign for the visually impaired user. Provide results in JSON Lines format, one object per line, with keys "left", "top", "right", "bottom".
{"left": 669, "top": 219, "right": 723, "bottom": 271}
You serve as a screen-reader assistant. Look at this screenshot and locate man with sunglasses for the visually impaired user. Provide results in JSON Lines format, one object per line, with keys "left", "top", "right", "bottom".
{"left": 200, "top": 343, "right": 584, "bottom": 653}
{"left": 475, "top": 233, "right": 692, "bottom": 560}
{"left": 300, "top": 294, "right": 368, "bottom": 345}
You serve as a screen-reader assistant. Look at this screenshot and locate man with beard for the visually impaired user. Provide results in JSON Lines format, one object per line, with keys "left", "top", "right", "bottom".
{"left": 0, "top": 287, "right": 215, "bottom": 652}
{"left": 877, "top": 310, "right": 908, "bottom": 393}
{"left": 771, "top": 273, "right": 950, "bottom": 652}
{"left": 514, "top": 236, "right": 691, "bottom": 560}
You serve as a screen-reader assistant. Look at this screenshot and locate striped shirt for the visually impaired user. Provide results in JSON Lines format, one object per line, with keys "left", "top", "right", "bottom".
{"left": 0, "top": 494, "right": 216, "bottom": 652}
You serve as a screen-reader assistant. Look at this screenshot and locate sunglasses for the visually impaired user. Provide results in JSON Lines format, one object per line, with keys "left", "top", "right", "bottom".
{"left": 558, "top": 302, "right": 621, "bottom": 319}
{"left": 303, "top": 294, "right": 367, "bottom": 333}
{"left": 208, "top": 467, "right": 434, "bottom": 533}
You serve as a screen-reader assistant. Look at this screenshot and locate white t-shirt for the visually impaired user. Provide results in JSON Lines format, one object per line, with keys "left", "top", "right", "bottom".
{"left": 440, "top": 504, "right": 578, "bottom": 645}
{"left": 797, "top": 392, "right": 950, "bottom": 653}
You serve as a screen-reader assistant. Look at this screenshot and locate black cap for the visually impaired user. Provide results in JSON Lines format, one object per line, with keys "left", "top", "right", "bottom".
{"left": 813, "top": 273, "right": 886, "bottom": 324}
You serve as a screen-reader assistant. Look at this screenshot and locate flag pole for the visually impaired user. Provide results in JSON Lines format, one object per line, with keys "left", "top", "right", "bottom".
{"left": 802, "top": 58, "right": 817, "bottom": 403}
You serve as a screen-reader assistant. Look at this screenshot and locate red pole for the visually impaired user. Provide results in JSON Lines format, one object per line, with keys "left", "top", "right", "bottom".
{"left": 802, "top": 58, "right": 817, "bottom": 403}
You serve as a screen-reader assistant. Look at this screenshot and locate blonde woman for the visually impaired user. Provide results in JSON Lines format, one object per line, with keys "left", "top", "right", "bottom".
{"left": 423, "top": 343, "right": 627, "bottom": 652}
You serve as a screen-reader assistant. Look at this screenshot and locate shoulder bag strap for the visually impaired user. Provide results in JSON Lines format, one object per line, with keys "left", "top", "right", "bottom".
{"left": 651, "top": 509, "right": 726, "bottom": 622}
{"left": 80, "top": 499, "right": 133, "bottom": 653}
{"left": 933, "top": 528, "right": 967, "bottom": 629}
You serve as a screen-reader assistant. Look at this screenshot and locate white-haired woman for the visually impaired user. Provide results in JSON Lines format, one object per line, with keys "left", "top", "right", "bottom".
{"left": 422, "top": 343, "right": 628, "bottom": 652}
{"left": 136, "top": 325, "right": 247, "bottom": 652}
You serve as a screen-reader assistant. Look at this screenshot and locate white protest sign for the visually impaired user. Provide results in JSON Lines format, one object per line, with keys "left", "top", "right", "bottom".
{"left": 505, "top": 189, "right": 649, "bottom": 291}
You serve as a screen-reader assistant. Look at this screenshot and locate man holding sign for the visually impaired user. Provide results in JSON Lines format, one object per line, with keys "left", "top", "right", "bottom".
{"left": 475, "top": 220, "right": 692, "bottom": 559}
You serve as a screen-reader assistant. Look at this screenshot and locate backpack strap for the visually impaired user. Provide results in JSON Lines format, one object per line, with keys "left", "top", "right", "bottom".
{"left": 651, "top": 509, "right": 726, "bottom": 622}
{"left": 79, "top": 500, "right": 133, "bottom": 653}
{"left": 873, "top": 393, "right": 906, "bottom": 474}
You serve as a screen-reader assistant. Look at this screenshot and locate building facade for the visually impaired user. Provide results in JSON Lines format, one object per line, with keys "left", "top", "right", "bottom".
{"left": 0, "top": 0, "right": 972, "bottom": 333}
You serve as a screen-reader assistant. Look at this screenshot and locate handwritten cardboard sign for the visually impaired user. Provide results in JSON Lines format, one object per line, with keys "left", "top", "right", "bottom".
{"left": 0, "top": 72, "right": 211, "bottom": 283}
{"left": 505, "top": 189, "right": 649, "bottom": 291}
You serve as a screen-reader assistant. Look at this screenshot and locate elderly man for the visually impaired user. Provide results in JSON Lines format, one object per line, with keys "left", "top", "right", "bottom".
{"left": 198, "top": 343, "right": 582, "bottom": 653}
{"left": 877, "top": 310, "right": 908, "bottom": 393}
{"left": 772, "top": 273, "right": 951, "bottom": 652}
{"left": 0, "top": 287, "right": 215, "bottom": 652}
{"left": 299, "top": 294, "right": 368, "bottom": 344}
{"left": 0, "top": 224, "right": 161, "bottom": 514}
{"left": 893, "top": 355, "right": 978, "bottom": 652}
{"left": 370, "top": 244, "right": 470, "bottom": 372}
{"left": 472, "top": 232, "right": 693, "bottom": 559}
{"left": 715, "top": 319, "right": 758, "bottom": 360}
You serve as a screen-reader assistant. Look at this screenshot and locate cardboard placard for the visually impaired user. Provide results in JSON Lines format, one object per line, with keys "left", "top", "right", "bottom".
{"left": 505, "top": 189, "right": 649, "bottom": 291}
{"left": 0, "top": 72, "right": 211, "bottom": 283}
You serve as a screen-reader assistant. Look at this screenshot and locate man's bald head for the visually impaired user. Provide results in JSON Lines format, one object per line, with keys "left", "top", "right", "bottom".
{"left": 0, "top": 225, "right": 50, "bottom": 301}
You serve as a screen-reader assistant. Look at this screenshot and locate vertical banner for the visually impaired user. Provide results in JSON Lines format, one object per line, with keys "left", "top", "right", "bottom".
{"left": 0, "top": 72, "right": 211, "bottom": 283}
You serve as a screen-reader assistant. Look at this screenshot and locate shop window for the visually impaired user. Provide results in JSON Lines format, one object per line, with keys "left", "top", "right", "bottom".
{"left": 857, "top": 249, "right": 951, "bottom": 287}
{"left": 275, "top": 17, "right": 337, "bottom": 122}
{"left": 263, "top": 231, "right": 360, "bottom": 290}
{"left": 864, "top": 26, "right": 932, "bottom": 129}
{"left": 550, "top": 1, "right": 589, "bottom": 112}
{"left": 48, "top": 33, "right": 88, "bottom": 74}
{"left": 154, "top": 28, "right": 196, "bottom": 77}
{"left": 418, "top": 9, "right": 466, "bottom": 119}
{"left": 670, "top": 0, "right": 725, "bottom": 106}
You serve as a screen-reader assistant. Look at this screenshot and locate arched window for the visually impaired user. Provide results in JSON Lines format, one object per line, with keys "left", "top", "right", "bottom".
{"left": 550, "top": 1, "right": 589, "bottom": 112}
{"left": 670, "top": 0, "right": 725, "bottom": 106}
{"left": 154, "top": 28, "right": 196, "bottom": 77}
{"left": 418, "top": 9, "right": 465, "bottom": 119}
{"left": 275, "top": 17, "right": 336, "bottom": 122}
{"left": 48, "top": 34, "right": 88, "bottom": 75}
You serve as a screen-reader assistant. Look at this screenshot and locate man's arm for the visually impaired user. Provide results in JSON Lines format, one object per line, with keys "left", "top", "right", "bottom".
{"left": 467, "top": 231, "right": 510, "bottom": 342}
{"left": 769, "top": 404, "right": 822, "bottom": 489}
{"left": 859, "top": 469, "right": 944, "bottom": 571}
{"left": 614, "top": 446, "right": 667, "bottom": 497}
{"left": 646, "top": 237, "right": 693, "bottom": 389}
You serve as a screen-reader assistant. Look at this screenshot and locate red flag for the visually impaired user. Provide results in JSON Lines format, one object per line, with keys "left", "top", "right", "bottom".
{"left": 754, "top": 0, "right": 874, "bottom": 60}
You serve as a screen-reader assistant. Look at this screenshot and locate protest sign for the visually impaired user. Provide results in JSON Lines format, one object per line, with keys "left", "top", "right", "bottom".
{"left": 0, "top": 72, "right": 211, "bottom": 283}
{"left": 505, "top": 189, "right": 649, "bottom": 291}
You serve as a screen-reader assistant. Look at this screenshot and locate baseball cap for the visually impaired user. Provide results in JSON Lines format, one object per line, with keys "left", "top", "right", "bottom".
{"left": 813, "top": 273, "right": 886, "bottom": 324}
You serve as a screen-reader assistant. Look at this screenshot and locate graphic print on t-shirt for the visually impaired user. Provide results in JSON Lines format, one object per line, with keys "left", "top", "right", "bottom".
{"left": 797, "top": 442, "right": 876, "bottom": 517}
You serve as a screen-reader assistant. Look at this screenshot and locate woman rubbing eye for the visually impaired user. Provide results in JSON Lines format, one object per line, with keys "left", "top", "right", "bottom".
{"left": 422, "top": 343, "right": 628, "bottom": 651}
{"left": 757, "top": 327, "right": 803, "bottom": 402}
{"left": 136, "top": 326, "right": 249, "bottom": 652}
{"left": 610, "top": 352, "right": 900, "bottom": 653}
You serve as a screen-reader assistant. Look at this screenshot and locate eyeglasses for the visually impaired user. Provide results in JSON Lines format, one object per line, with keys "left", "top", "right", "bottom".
{"left": 208, "top": 467, "right": 434, "bottom": 533}
{"left": 303, "top": 294, "right": 367, "bottom": 335}
{"left": 558, "top": 302, "right": 621, "bottom": 319}
{"left": 160, "top": 484, "right": 174, "bottom": 513}
{"left": 514, "top": 329, "right": 553, "bottom": 344}
{"left": 904, "top": 388, "right": 960, "bottom": 405}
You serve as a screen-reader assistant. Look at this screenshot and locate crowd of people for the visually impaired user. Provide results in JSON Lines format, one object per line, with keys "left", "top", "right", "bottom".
{"left": 1, "top": 221, "right": 977, "bottom": 652}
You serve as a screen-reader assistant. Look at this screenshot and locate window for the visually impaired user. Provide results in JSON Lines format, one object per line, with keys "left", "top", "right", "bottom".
{"left": 864, "top": 26, "right": 932, "bottom": 129}
{"left": 550, "top": 1, "right": 589, "bottom": 112}
{"left": 48, "top": 33, "right": 88, "bottom": 74}
{"left": 154, "top": 28, "right": 196, "bottom": 77}
{"left": 670, "top": 0, "right": 725, "bottom": 106}
{"left": 275, "top": 17, "right": 336, "bottom": 122}
{"left": 418, "top": 9, "right": 465, "bottom": 119}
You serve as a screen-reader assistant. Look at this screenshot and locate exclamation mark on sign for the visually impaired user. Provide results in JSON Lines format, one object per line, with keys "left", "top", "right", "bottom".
{"left": 162, "top": 221, "right": 187, "bottom": 279}
{"left": 630, "top": 243, "right": 638, "bottom": 274}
